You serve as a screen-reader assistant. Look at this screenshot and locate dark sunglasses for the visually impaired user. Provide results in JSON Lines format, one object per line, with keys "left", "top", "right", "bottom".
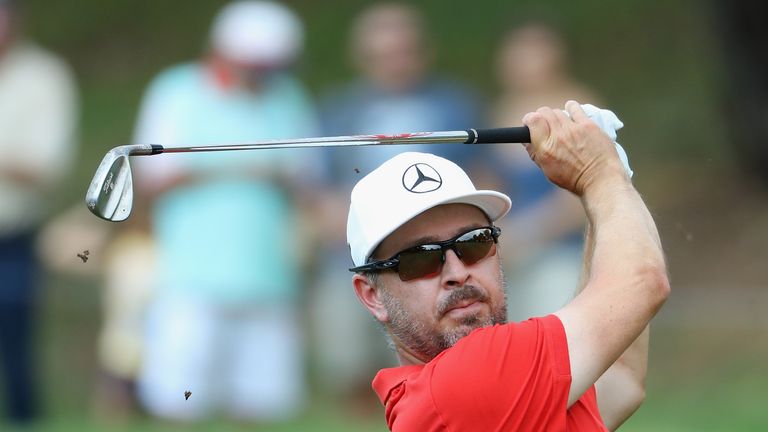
{"left": 350, "top": 226, "right": 501, "bottom": 281}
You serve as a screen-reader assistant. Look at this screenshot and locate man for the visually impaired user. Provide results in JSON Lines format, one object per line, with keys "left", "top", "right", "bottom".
{"left": 0, "top": 0, "right": 78, "bottom": 425}
{"left": 311, "top": 2, "right": 481, "bottom": 404}
{"left": 347, "top": 101, "right": 669, "bottom": 430}
{"left": 321, "top": 2, "right": 480, "bottom": 149}
{"left": 131, "top": 1, "right": 317, "bottom": 422}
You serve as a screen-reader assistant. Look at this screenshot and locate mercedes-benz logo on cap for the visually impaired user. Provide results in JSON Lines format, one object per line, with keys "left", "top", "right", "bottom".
{"left": 402, "top": 163, "right": 443, "bottom": 193}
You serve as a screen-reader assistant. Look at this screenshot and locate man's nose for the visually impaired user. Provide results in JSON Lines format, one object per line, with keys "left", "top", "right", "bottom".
{"left": 440, "top": 248, "right": 470, "bottom": 287}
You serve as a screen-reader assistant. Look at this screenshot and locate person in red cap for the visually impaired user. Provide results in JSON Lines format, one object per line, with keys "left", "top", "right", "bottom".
{"left": 347, "top": 101, "right": 669, "bottom": 431}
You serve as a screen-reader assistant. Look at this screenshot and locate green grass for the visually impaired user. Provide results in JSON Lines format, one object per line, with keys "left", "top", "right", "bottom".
{"left": 36, "top": 406, "right": 387, "bottom": 432}
{"left": 622, "top": 327, "right": 768, "bottom": 431}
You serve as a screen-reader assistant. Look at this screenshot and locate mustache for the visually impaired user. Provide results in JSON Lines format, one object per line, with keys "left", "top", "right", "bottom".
{"left": 437, "top": 285, "right": 489, "bottom": 316}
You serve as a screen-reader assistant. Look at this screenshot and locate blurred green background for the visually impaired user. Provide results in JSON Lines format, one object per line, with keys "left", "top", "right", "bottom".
{"left": 7, "top": 0, "right": 768, "bottom": 430}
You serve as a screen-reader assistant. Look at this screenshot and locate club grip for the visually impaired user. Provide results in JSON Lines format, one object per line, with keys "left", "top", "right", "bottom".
{"left": 464, "top": 127, "right": 531, "bottom": 144}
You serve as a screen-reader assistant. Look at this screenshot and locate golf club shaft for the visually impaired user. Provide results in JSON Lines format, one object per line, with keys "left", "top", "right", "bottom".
{"left": 139, "top": 127, "right": 531, "bottom": 155}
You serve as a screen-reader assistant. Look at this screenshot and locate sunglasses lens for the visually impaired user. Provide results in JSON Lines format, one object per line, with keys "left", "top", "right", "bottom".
{"left": 388, "top": 228, "right": 499, "bottom": 281}
{"left": 455, "top": 229, "right": 496, "bottom": 265}
{"left": 397, "top": 247, "right": 443, "bottom": 281}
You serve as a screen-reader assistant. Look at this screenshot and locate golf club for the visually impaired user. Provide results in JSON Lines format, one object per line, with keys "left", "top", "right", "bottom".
{"left": 85, "top": 127, "right": 530, "bottom": 222}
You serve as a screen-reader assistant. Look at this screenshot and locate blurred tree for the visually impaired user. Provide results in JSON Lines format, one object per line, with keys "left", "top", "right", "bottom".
{"left": 713, "top": 0, "right": 768, "bottom": 187}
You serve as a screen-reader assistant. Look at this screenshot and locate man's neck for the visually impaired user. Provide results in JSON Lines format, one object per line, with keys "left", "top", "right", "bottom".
{"left": 397, "top": 351, "right": 425, "bottom": 366}
{"left": 394, "top": 339, "right": 432, "bottom": 366}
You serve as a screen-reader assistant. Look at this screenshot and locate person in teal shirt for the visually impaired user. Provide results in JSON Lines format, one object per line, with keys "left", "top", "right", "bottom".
{"left": 130, "top": 1, "right": 318, "bottom": 422}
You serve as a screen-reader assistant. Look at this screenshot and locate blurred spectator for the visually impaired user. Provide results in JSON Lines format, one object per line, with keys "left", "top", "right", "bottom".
{"left": 131, "top": 1, "right": 318, "bottom": 423}
{"left": 321, "top": 2, "right": 481, "bottom": 169}
{"left": 310, "top": 2, "right": 481, "bottom": 410}
{"left": 91, "top": 224, "right": 155, "bottom": 422}
{"left": 35, "top": 204, "right": 146, "bottom": 422}
{"left": 0, "top": 0, "right": 78, "bottom": 426}
{"left": 488, "top": 22, "right": 599, "bottom": 321}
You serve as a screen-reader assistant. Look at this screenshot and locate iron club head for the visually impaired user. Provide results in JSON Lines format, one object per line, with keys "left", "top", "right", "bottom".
{"left": 85, "top": 144, "right": 155, "bottom": 222}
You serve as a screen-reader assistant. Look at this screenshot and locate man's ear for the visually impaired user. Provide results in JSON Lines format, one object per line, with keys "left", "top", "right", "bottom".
{"left": 352, "top": 274, "right": 389, "bottom": 323}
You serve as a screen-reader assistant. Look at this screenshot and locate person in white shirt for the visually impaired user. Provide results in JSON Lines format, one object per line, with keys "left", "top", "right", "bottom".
{"left": 0, "top": 0, "right": 78, "bottom": 425}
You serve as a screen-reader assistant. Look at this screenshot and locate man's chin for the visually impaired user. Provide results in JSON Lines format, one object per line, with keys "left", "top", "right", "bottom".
{"left": 444, "top": 314, "right": 489, "bottom": 339}
{"left": 443, "top": 308, "right": 505, "bottom": 340}
{"left": 440, "top": 323, "right": 479, "bottom": 349}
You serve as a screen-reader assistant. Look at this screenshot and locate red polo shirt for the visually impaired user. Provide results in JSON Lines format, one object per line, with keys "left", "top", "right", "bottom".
{"left": 372, "top": 315, "right": 607, "bottom": 431}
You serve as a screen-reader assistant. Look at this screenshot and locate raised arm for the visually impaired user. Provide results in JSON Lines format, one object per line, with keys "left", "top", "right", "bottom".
{"left": 521, "top": 101, "right": 670, "bottom": 409}
{"left": 580, "top": 217, "right": 652, "bottom": 430}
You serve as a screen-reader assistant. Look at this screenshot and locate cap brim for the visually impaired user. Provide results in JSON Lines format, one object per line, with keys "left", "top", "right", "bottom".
{"left": 442, "top": 190, "right": 512, "bottom": 223}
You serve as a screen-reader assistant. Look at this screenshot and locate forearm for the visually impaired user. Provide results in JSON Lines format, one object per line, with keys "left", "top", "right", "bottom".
{"left": 585, "top": 179, "right": 667, "bottom": 314}
{"left": 581, "top": 191, "right": 652, "bottom": 420}
{"left": 577, "top": 176, "right": 664, "bottom": 287}
{"left": 577, "top": 216, "right": 594, "bottom": 292}
{"left": 596, "top": 326, "right": 650, "bottom": 430}
{"left": 562, "top": 176, "right": 668, "bottom": 403}
{"left": 580, "top": 186, "right": 652, "bottom": 418}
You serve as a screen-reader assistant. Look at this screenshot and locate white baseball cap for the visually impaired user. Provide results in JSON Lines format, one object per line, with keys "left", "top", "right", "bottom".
{"left": 347, "top": 152, "right": 512, "bottom": 267}
{"left": 210, "top": 1, "right": 303, "bottom": 66}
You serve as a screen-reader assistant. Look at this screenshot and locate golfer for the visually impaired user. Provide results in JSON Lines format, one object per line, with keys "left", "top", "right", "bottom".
{"left": 347, "top": 101, "right": 669, "bottom": 431}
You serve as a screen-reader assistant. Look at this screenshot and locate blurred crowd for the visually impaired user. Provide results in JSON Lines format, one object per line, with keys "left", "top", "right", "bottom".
{"left": 1, "top": 0, "right": 602, "bottom": 428}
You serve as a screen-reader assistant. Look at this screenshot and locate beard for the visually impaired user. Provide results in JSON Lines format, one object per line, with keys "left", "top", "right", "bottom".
{"left": 380, "top": 278, "right": 508, "bottom": 362}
